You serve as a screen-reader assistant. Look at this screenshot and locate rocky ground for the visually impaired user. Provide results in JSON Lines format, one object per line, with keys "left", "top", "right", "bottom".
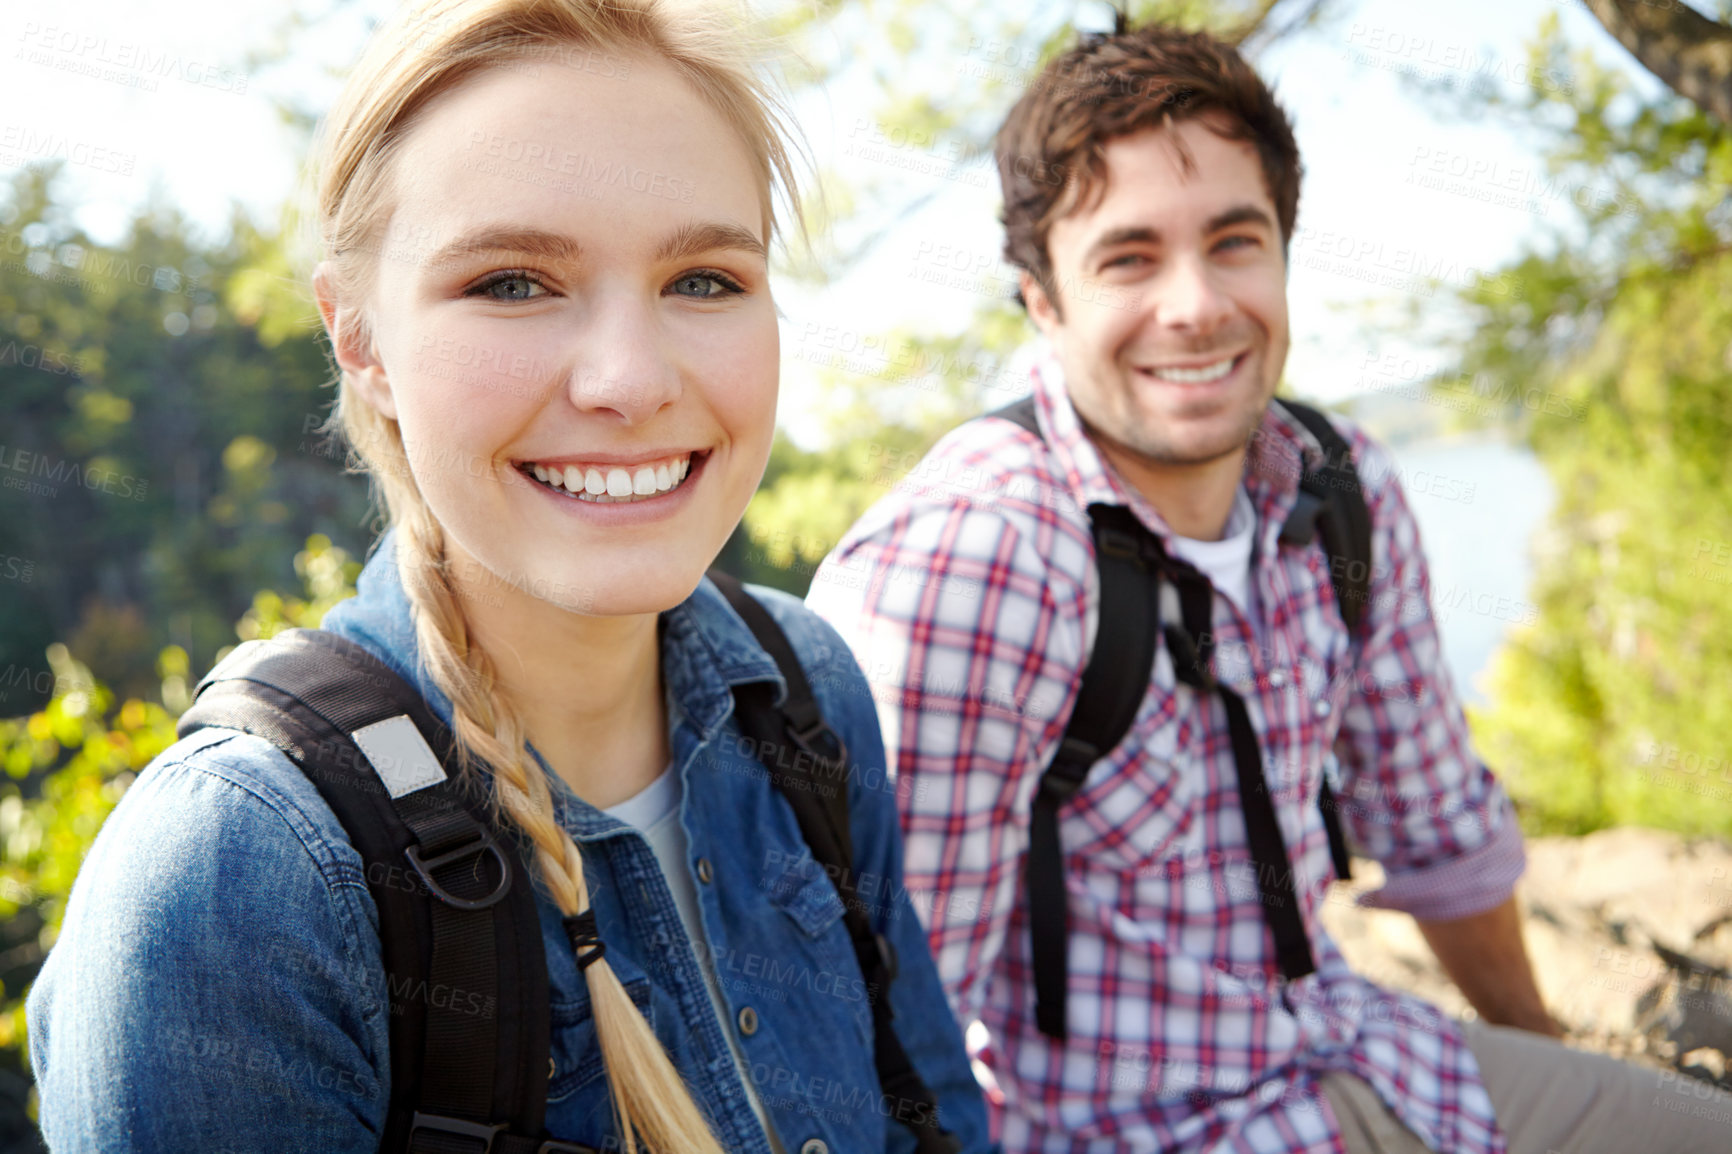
{"left": 1320, "top": 828, "right": 1732, "bottom": 1084}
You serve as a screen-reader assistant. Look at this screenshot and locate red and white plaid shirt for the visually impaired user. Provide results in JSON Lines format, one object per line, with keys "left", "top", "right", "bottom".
{"left": 805, "top": 350, "right": 1524, "bottom": 1153}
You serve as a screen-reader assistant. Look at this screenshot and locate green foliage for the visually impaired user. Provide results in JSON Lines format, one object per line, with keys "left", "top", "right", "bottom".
{"left": 1433, "top": 18, "right": 1732, "bottom": 835}
{"left": 742, "top": 304, "right": 1027, "bottom": 593}
{"left": 0, "top": 162, "right": 371, "bottom": 710}
{"left": 0, "top": 535, "right": 357, "bottom": 1073}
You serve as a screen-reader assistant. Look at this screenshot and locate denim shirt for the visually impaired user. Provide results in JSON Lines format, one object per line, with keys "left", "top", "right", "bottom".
{"left": 26, "top": 530, "right": 994, "bottom": 1154}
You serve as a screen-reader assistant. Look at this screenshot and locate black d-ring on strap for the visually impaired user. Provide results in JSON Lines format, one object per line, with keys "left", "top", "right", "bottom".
{"left": 406, "top": 828, "right": 514, "bottom": 910}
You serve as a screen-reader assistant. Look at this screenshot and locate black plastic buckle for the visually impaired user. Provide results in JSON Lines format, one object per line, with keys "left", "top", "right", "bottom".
{"left": 1163, "top": 625, "right": 1217, "bottom": 692}
{"left": 409, "top": 1112, "right": 505, "bottom": 1152}
{"left": 1041, "top": 738, "right": 1099, "bottom": 800}
{"left": 1096, "top": 524, "right": 1143, "bottom": 560}
{"left": 874, "top": 931, "right": 899, "bottom": 984}
{"left": 1279, "top": 488, "right": 1325, "bottom": 547}
{"left": 785, "top": 715, "right": 848, "bottom": 771}
{"left": 404, "top": 828, "right": 513, "bottom": 911}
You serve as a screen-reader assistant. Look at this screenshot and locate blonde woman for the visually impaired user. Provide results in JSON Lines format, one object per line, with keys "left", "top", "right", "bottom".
{"left": 24, "top": 2, "right": 993, "bottom": 1152}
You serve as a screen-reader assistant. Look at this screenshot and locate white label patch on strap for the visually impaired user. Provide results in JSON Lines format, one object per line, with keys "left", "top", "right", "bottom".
{"left": 350, "top": 715, "right": 447, "bottom": 798}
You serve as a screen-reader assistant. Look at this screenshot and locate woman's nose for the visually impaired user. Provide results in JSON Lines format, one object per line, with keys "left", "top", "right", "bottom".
{"left": 565, "top": 297, "right": 681, "bottom": 424}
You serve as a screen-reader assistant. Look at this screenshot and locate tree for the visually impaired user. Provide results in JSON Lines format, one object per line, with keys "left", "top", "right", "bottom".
{"left": 1581, "top": 0, "right": 1732, "bottom": 126}
{"left": 1418, "top": 13, "right": 1732, "bottom": 834}
{"left": 0, "top": 165, "right": 373, "bottom": 711}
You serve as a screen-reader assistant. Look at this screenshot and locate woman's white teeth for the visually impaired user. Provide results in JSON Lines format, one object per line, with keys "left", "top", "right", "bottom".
{"left": 1153, "top": 357, "right": 1236, "bottom": 383}
{"left": 529, "top": 455, "right": 693, "bottom": 502}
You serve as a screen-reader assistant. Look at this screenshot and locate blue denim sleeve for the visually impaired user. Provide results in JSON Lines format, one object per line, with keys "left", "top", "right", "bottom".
{"left": 26, "top": 730, "right": 390, "bottom": 1153}
{"left": 746, "top": 589, "right": 999, "bottom": 1154}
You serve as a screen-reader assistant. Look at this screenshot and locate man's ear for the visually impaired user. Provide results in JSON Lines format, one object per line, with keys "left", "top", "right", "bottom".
{"left": 312, "top": 261, "right": 396, "bottom": 420}
{"left": 1021, "top": 271, "right": 1062, "bottom": 345}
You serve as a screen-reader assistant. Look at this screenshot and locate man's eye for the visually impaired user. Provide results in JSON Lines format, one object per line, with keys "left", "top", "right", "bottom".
{"left": 669, "top": 271, "right": 744, "bottom": 299}
{"left": 1217, "top": 235, "right": 1258, "bottom": 252}
{"left": 1104, "top": 253, "right": 1149, "bottom": 271}
{"left": 467, "top": 272, "right": 548, "bottom": 301}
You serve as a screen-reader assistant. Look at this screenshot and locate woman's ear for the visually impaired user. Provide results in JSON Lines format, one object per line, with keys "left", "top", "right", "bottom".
{"left": 313, "top": 261, "right": 397, "bottom": 420}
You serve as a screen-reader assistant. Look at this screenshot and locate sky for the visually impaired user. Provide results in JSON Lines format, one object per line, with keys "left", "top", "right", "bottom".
{"left": 1, "top": 0, "right": 1674, "bottom": 701}
{"left": 2, "top": 0, "right": 1662, "bottom": 427}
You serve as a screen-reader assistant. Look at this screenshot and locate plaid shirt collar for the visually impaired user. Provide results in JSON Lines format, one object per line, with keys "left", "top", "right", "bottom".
{"left": 1027, "top": 345, "right": 1324, "bottom": 560}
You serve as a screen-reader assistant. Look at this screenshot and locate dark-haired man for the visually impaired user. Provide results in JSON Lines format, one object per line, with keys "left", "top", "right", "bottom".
{"left": 807, "top": 22, "right": 1732, "bottom": 1154}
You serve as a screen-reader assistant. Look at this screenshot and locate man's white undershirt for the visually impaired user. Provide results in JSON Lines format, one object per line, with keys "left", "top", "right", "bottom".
{"left": 1163, "top": 483, "right": 1257, "bottom": 619}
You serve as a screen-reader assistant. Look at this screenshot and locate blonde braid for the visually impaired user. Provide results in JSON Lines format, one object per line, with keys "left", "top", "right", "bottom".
{"left": 392, "top": 510, "right": 726, "bottom": 1154}
{"left": 308, "top": 3, "right": 807, "bottom": 1147}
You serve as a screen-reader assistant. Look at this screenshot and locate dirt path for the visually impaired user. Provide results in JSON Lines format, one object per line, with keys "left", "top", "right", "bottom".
{"left": 1319, "top": 828, "right": 1732, "bottom": 1082}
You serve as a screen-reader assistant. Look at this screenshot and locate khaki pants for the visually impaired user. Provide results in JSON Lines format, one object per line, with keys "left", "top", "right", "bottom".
{"left": 1320, "top": 1020, "right": 1732, "bottom": 1153}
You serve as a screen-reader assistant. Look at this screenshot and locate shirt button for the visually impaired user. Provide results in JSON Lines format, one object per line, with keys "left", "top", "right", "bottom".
{"left": 738, "top": 1006, "right": 759, "bottom": 1036}
{"left": 1314, "top": 698, "right": 1332, "bottom": 718}
{"left": 696, "top": 857, "right": 713, "bottom": 884}
{"left": 1268, "top": 669, "right": 1288, "bottom": 688}
{"left": 800, "top": 1141, "right": 829, "bottom": 1154}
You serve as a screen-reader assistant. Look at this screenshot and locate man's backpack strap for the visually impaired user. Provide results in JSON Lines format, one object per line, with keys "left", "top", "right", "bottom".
{"left": 979, "top": 394, "right": 1374, "bottom": 1039}
{"left": 1269, "top": 398, "right": 1370, "bottom": 883}
{"left": 1037, "top": 505, "right": 1164, "bottom": 1042}
{"left": 176, "top": 628, "right": 582, "bottom": 1154}
{"left": 985, "top": 399, "right": 1178, "bottom": 1037}
{"left": 1271, "top": 398, "right": 1373, "bottom": 634}
{"left": 708, "top": 571, "right": 964, "bottom": 1154}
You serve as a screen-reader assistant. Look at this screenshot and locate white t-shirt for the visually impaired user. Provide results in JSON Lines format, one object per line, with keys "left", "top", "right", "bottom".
{"left": 604, "top": 767, "right": 787, "bottom": 1154}
{"left": 1164, "top": 483, "right": 1257, "bottom": 619}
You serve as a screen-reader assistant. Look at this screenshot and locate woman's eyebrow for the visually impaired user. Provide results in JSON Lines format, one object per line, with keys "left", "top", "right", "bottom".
{"left": 655, "top": 221, "right": 766, "bottom": 263}
{"left": 420, "top": 222, "right": 765, "bottom": 270}
{"left": 425, "top": 226, "right": 584, "bottom": 269}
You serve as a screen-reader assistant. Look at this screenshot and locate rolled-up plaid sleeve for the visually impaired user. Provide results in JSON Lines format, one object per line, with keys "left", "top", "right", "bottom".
{"left": 1331, "top": 434, "right": 1526, "bottom": 923}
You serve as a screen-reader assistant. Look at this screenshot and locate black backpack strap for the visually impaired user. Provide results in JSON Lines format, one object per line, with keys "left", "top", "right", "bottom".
{"left": 985, "top": 394, "right": 1040, "bottom": 438}
{"left": 975, "top": 397, "right": 1347, "bottom": 1035}
{"left": 1158, "top": 559, "right": 1318, "bottom": 981}
{"left": 708, "top": 571, "right": 963, "bottom": 1154}
{"left": 1024, "top": 505, "right": 1163, "bottom": 1041}
{"left": 176, "top": 628, "right": 568, "bottom": 1154}
{"left": 1273, "top": 399, "right": 1373, "bottom": 634}
{"left": 1270, "top": 398, "right": 1371, "bottom": 883}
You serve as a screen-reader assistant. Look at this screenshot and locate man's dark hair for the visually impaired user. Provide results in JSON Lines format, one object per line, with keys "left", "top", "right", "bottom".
{"left": 994, "top": 23, "right": 1303, "bottom": 304}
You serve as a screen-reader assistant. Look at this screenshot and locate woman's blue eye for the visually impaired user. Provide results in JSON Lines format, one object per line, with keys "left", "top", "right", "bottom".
{"left": 670, "top": 272, "right": 741, "bottom": 299}
{"left": 469, "top": 273, "right": 547, "bottom": 300}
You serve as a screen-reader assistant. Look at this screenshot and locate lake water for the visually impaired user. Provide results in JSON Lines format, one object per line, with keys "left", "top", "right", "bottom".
{"left": 1382, "top": 435, "right": 1556, "bottom": 707}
